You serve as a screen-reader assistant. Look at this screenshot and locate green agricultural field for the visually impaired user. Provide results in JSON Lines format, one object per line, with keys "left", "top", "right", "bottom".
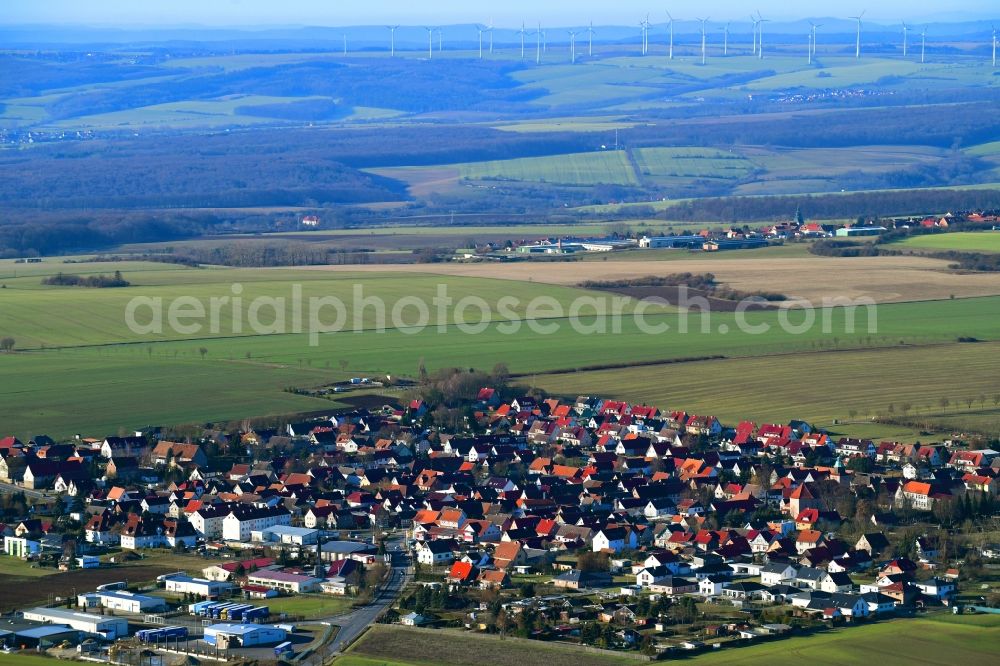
{"left": 4, "top": 257, "right": 1000, "bottom": 438}
{"left": 123, "top": 295, "right": 1000, "bottom": 376}
{"left": 0, "top": 261, "right": 615, "bottom": 348}
{"left": 534, "top": 342, "right": 1000, "bottom": 439}
{"left": 0, "top": 351, "right": 337, "bottom": 439}
{"left": 683, "top": 614, "right": 1000, "bottom": 666}
{"left": 457, "top": 151, "right": 638, "bottom": 186}
{"left": 633, "top": 147, "right": 754, "bottom": 181}
{"left": 894, "top": 231, "right": 1000, "bottom": 253}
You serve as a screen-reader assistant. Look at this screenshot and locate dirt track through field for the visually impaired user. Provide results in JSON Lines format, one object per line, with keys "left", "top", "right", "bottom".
{"left": 297, "top": 256, "right": 1000, "bottom": 305}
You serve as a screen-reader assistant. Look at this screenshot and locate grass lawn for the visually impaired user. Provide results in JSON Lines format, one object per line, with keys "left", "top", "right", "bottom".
{"left": 893, "top": 231, "right": 1000, "bottom": 253}
{"left": 682, "top": 614, "right": 1000, "bottom": 665}
{"left": 0, "top": 557, "right": 51, "bottom": 578}
{"left": 266, "top": 594, "right": 353, "bottom": 618}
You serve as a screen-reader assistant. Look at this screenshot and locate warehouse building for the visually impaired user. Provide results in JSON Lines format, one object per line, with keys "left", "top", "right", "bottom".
{"left": 22, "top": 608, "right": 128, "bottom": 639}
{"left": 77, "top": 590, "right": 167, "bottom": 613}
{"left": 251, "top": 525, "right": 319, "bottom": 545}
{"left": 10, "top": 625, "right": 81, "bottom": 649}
{"left": 245, "top": 569, "right": 322, "bottom": 593}
{"left": 638, "top": 235, "right": 706, "bottom": 249}
{"left": 203, "top": 623, "right": 286, "bottom": 648}
{"left": 319, "top": 540, "right": 378, "bottom": 563}
{"left": 162, "top": 574, "right": 233, "bottom": 598}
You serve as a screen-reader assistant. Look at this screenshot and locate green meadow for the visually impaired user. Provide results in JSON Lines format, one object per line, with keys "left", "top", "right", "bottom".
{"left": 894, "top": 231, "right": 1000, "bottom": 253}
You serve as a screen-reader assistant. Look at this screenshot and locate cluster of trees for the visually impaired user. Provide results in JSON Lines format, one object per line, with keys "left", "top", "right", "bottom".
{"left": 0, "top": 491, "right": 28, "bottom": 520}
{"left": 581, "top": 272, "right": 787, "bottom": 302}
{"left": 42, "top": 270, "right": 130, "bottom": 287}
{"left": 411, "top": 363, "right": 510, "bottom": 409}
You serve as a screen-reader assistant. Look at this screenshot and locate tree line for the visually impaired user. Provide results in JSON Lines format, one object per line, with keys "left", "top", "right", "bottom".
{"left": 41, "top": 270, "right": 130, "bottom": 287}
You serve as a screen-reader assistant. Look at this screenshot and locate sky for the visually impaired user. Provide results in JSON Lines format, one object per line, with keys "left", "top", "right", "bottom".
{"left": 3, "top": 0, "right": 996, "bottom": 27}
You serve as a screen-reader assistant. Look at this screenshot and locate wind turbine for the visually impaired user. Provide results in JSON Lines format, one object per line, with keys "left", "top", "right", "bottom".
{"left": 587, "top": 22, "right": 596, "bottom": 57}
{"left": 750, "top": 15, "right": 759, "bottom": 57}
{"left": 425, "top": 27, "right": 434, "bottom": 59}
{"left": 517, "top": 22, "right": 527, "bottom": 60}
{"left": 721, "top": 22, "right": 731, "bottom": 56}
{"left": 535, "top": 23, "right": 542, "bottom": 64}
{"left": 757, "top": 12, "right": 769, "bottom": 60}
{"left": 387, "top": 25, "right": 399, "bottom": 57}
{"left": 488, "top": 19, "right": 495, "bottom": 55}
{"left": 808, "top": 22, "right": 822, "bottom": 64}
{"left": 921, "top": 26, "right": 927, "bottom": 64}
{"left": 477, "top": 25, "right": 485, "bottom": 59}
{"left": 993, "top": 25, "right": 997, "bottom": 68}
{"left": 568, "top": 30, "right": 578, "bottom": 64}
{"left": 902, "top": 22, "right": 910, "bottom": 58}
{"left": 666, "top": 11, "right": 676, "bottom": 59}
{"left": 698, "top": 18, "right": 709, "bottom": 65}
{"left": 639, "top": 15, "right": 650, "bottom": 55}
{"left": 437, "top": 28, "right": 443, "bottom": 54}
{"left": 850, "top": 10, "right": 866, "bottom": 60}
{"left": 343, "top": 33, "right": 348, "bottom": 56}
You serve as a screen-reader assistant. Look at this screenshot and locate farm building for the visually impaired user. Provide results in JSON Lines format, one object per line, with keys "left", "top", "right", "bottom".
{"left": 203, "top": 623, "right": 286, "bottom": 648}
{"left": 22, "top": 608, "right": 128, "bottom": 639}
{"left": 163, "top": 574, "right": 233, "bottom": 598}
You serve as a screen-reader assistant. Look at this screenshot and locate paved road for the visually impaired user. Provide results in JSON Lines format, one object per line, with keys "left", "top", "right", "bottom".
{"left": 324, "top": 565, "right": 411, "bottom": 653}
{"left": 321, "top": 542, "right": 412, "bottom": 655}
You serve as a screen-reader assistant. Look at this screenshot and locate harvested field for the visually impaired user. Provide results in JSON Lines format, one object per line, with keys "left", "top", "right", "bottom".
{"left": 0, "top": 565, "right": 178, "bottom": 613}
{"left": 340, "top": 625, "right": 637, "bottom": 666}
{"left": 365, "top": 166, "right": 462, "bottom": 198}
{"left": 297, "top": 255, "right": 1000, "bottom": 305}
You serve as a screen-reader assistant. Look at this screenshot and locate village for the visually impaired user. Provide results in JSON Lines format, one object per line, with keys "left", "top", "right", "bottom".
{"left": 464, "top": 209, "right": 999, "bottom": 257}
{"left": 0, "top": 383, "right": 998, "bottom": 663}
